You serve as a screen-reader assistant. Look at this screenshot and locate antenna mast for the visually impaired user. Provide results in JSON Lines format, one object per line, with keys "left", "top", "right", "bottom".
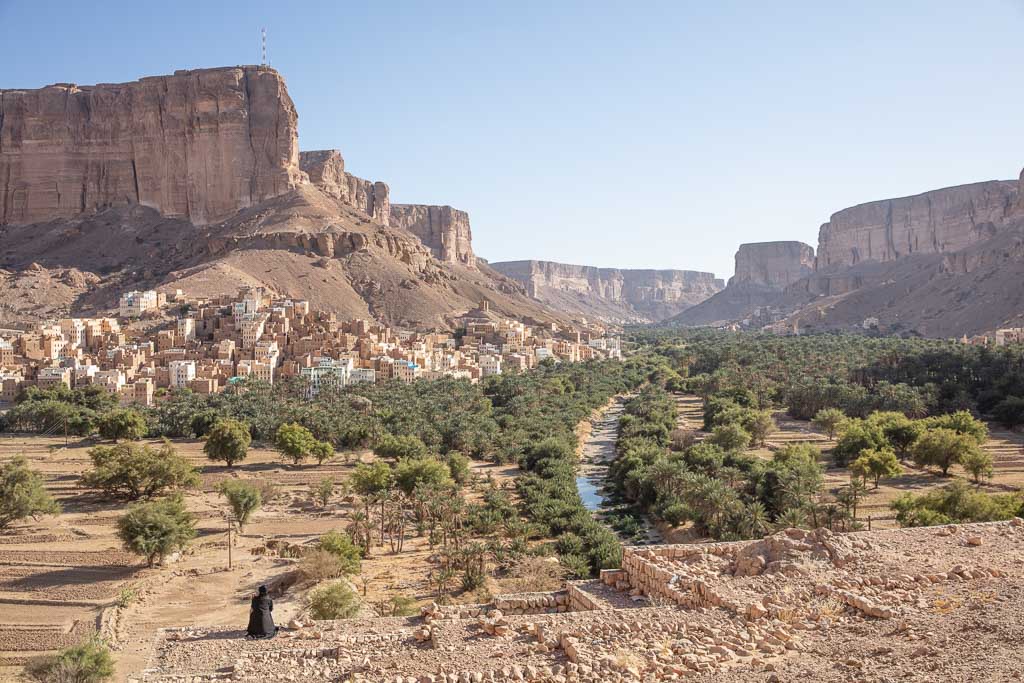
{"left": 261, "top": 27, "right": 268, "bottom": 66}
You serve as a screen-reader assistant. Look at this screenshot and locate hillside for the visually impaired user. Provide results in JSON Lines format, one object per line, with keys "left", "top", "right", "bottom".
{"left": 0, "top": 67, "right": 565, "bottom": 329}
{"left": 673, "top": 170, "right": 1024, "bottom": 336}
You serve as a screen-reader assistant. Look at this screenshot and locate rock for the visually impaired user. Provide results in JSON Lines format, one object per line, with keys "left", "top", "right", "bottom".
{"left": 489, "top": 260, "right": 723, "bottom": 322}
{"left": 816, "top": 179, "right": 1019, "bottom": 269}
{"left": 731, "top": 241, "right": 815, "bottom": 290}
{"left": 300, "top": 150, "right": 390, "bottom": 225}
{"left": 0, "top": 66, "right": 304, "bottom": 226}
{"left": 390, "top": 204, "right": 476, "bottom": 266}
{"left": 966, "top": 536, "right": 983, "bottom": 547}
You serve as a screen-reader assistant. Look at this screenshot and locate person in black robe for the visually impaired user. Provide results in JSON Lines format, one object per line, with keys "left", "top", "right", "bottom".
{"left": 247, "top": 585, "right": 276, "bottom": 639}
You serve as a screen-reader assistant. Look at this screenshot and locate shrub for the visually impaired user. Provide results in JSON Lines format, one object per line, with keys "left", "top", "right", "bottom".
{"left": 373, "top": 433, "right": 429, "bottom": 460}
{"left": 97, "top": 408, "right": 148, "bottom": 442}
{"left": 0, "top": 456, "right": 60, "bottom": 530}
{"left": 318, "top": 530, "right": 362, "bottom": 575}
{"left": 116, "top": 494, "right": 196, "bottom": 566}
{"left": 24, "top": 636, "right": 114, "bottom": 682}
{"left": 218, "top": 480, "right": 262, "bottom": 530}
{"left": 312, "top": 478, "right": 334, "bottom": 507}
{"left": 992, "top": 396, "right": 1024, "bottom": 428}
{"left": 204, "top": 419, "right": 251, "bottom": 467}
{"left": 311, "top": 440, "right": 334, "bottom": 465}
{"left": 298, "top": 549, "right": 350, "bottom": 583}
{"left": 669, "top": 428, "right": 696, "bottom": 451}
{"left": 394, "top": 457, "right": 452, "bottom": 496}
{"left": 308, "top": 581, "right": 360, "bottom": 620}
{"left": 832, "top": 420, "right": 887, "bottom": 468}
{"left": 445, "top": 451, "right": 471, "bottom": 485}
{"left": 274, "top": 422, "right": 319, "bottom": 465}
{"left": 708, "top": 423, "right": 751, "bottom": 452}
{"left": 81, "top": 441, "right": 199, "bottom": 500}
{"left": 892, "top": 480, "right": 1021, "bottom": 527}
{"left": 559, "top": 553, "right": 592, "bottom": 579}
{"left": 960, "top": 448, "right": 994, "bottom": 485}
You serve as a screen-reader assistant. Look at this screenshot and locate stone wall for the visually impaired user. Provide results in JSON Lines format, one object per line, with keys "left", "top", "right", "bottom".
{"left": 0, "top": 66, "right": 304, "bottom": 226}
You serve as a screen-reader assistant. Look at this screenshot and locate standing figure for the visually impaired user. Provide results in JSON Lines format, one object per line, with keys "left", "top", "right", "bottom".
{"left": 247, "top": 585, "right": 276, "bottom": 639}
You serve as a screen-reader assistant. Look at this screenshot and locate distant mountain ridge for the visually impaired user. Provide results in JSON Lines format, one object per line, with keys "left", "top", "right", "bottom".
{"left": 490, "top": 260, "right": 723, "bottom": 323}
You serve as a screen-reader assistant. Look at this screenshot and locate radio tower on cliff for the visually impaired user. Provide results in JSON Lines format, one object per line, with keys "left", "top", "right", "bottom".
{"left": 260, "top": 27, "right": 268, "bottom": 67}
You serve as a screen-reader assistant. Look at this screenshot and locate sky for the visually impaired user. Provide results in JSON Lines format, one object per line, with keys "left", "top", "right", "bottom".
{"left": 2, "top": 1, "right": 1023, "bottom": 279}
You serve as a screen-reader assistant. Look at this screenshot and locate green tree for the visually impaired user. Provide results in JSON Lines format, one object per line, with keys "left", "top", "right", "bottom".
{"left": 394, "top": 457, "right": 452, "bottom": 496}
{"left": 892, "top": 480, "right": 1020, "bottom": 527}
{"left": 313, "top": 478, "right": 335, "bottom": 507}
{"left": 81, "top": 441, "right": 199, "bottom": 500}
{"left": 926, "top": 410, "right": 988, "bottom": 445}
{"left": 0, "top": 456, "right": 61, "bottom": 530}
{"left": 274, "top": 422, "right": 318, "bottom": 465}
{"left": 911, "top": 428, "right": 983, "bottom": 476}
{"left": 811, "top": 408, "right": 846, "bottom": 440}
{"left": 97, "top": 409, "right": 148, "bottom": 442}
{"left": 445, "top": 451, "right": 471, "bottom": 485}
{"left": 373, "top": 433, "right": 429, "bottom": 460}
{"left": 218, "top": 480, "right": 261, "bottom": 530}
{"left": 744, "top": 410, "right": 776, "bottom": 447}
{"left": 960, "top": 448, "right": 994, "bottom": 485}
{"left": 832, "top": 419, "right": 887, "bottom": 468}
{"left": 849, "top": 447, "right": 902, "bottom": 488}
{"left": 308, "top": 581, "right": 360, "bottom": 620}
{"left": 116, "top": 494, "right": 196, "bottom": 567}
{"left": 311, "top": 440, "right": 335, "bottom": 466}
{"left": 992, "top": 396, "right": 1024, "bottom": 428}
{"left": 708, "top": 423, "right": 751, "bottom": 452}
{"left": 24, "top": 636, "right": 115, "bottom": 683}
{"left": 203, "top": 419, "right": 251, "bottom": 467}
{"left": 318, "top": 530, "right": 362, "bottom": 575}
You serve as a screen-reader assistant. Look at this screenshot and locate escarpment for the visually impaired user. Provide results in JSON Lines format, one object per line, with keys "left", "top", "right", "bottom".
{"left": 0, "top": 66, "right": 304, "bottom": 226}
{"left": 730, "top": 241, "right": 815, "bottom": 289}
{"left": 390, "top": 203, "right": 476, "bottom": 267}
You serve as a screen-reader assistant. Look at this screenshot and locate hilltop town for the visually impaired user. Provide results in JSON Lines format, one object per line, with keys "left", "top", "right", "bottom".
{"left": 0, "top": 287, "right": 620, "bottom": 410}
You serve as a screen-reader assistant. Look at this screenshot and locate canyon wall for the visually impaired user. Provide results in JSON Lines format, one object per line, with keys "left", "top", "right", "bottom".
{"left": 815, "top": 179, "right": 1020, "bottom": 269}
{"left": 490, "top": 260, "right": 723, "bottom": 321}
{"left": 730, "top": 241, "right": 815, "bottom": 290}
{"left": 0, "top": 66, "right": 304, "bottom": 226}
{"left": 299, "top": 149, "right": 390, "bottom": 225}
{"left": 390, "top": 204, "right": 475, "bottom": 266}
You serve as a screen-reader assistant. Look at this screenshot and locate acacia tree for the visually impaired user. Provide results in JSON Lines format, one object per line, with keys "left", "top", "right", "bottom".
{"left": 812, "top": 408, "right": 846, "bottom": 440}
{"left": 959, "top": 448, "right": 994, "bottom": 485}
{"left": 218, "top": 480, "right": 262, "bottom": 530}
{"left": 81, "top": 441, "right": 199, "bottom": 500}
{"left": 912, "top": 428, "right": 983, "bottom": 476}
{"left": 97, "top": 409, "right": 148, "bottom": 442}
{"left": 274, "top": 423, "right": 318, "bottom": 465}
{"left": 117, "top": 495, "right": 196, "bottom": 567}
{"left": 850, "top": 447, "right": 902, "bottom": 488}
{"left": 204, "top": 419, "right": 251, "bottom": 467}
{"left": 0, "top": 457, "right": 60, "bottom": 530}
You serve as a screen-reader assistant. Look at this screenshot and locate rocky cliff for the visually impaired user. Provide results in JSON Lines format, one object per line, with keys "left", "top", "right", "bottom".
{"left": 0, "top": 66, "right": 304, "bottom": 226}
{"left": 730, "top": 241, "right": 815, "bottom": 289}
{"left": 490, "top": 260, "right": 722, "bottom": 322}
{"left": 815, "top": 179, "right": 1020, "bottom": 269}
{"left": 299, "top": 150, "right": 390, "bottom": 225}
{"left": 390, "top": 204, "right": 475, "bottom": 267}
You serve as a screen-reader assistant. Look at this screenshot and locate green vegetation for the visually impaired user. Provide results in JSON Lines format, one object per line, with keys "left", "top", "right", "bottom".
{"left": 203, "top": 418, "right": 252, "bottom": 467}
{"left": 96, "top": 408, "right": 148, "bottom": 442}
{"left": 116, "top": 494, "right": 197, "bottom": 567}
{"left": 308, "top": 581, "right": 361, "bottom": 620}
{"left": 892, "top": 480, "right": 1023, "bottom": 527}
{"left": 0, "top": 456, "right": 60, "bottom": 530}
{"left": 81, "top": 441, "right": 199, "bottom": 500}
{"left": 24, "top": 636, "right": 115, "bottom": 682}
{"left": 218, "top": 480, "right": 262, "bottom": 530}
{"left": 318, "top": 530, "right": 362, "bottom": 575}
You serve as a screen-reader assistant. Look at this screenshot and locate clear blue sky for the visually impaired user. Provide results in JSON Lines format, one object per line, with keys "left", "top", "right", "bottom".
{"left": 2, "top": 1, "right": 1022, "bottom": 278}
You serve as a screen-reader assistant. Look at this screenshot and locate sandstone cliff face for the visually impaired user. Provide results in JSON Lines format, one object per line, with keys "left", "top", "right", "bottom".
{"left": 299, "top": 150, "right": 390, "bottom": 225}
{"left": 390, "top": 204, "right": 475, "bottom": 267}
{"left": 815, "top": 179, "right": 1020, "bottom": 269}
{"left": 490, "top": 260, "right": 722, "bottom": 322}
{"left": 0, "top": 66, "right": 304, "bottom": 226}
{"left": 730, "top": 241, "right": 815, "bottom": 290}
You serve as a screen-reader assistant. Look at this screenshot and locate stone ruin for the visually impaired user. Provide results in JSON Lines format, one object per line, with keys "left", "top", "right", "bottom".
{"left": 136, "top": 518, "right": 1024, "bottom": 682}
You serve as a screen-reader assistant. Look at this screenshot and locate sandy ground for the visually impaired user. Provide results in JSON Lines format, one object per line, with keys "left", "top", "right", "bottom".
{"left": 0, "top": 434, "right": 527, "bottom": 681}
